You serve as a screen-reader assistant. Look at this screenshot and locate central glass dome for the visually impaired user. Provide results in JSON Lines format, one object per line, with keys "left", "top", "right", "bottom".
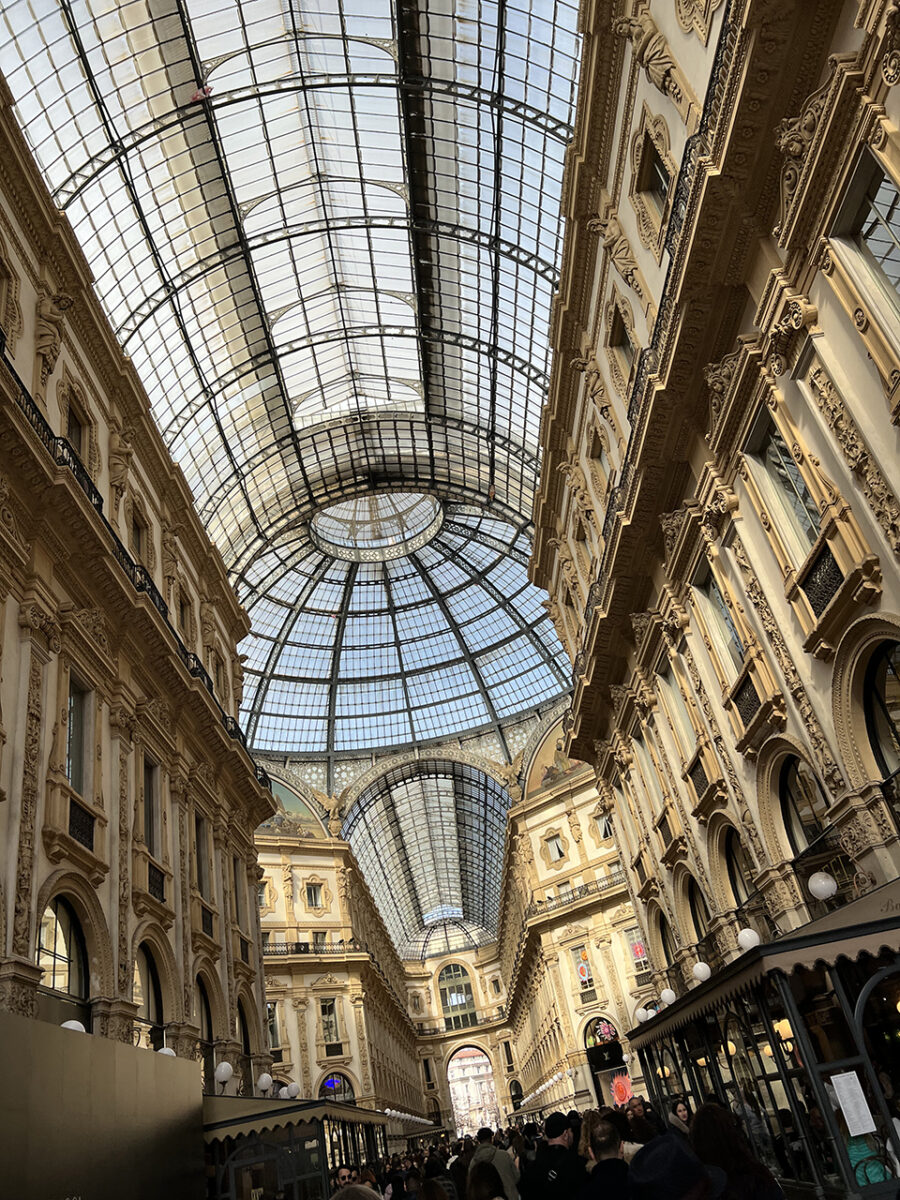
{"left": 310, "top": 493, "right": 444, "bottom": 562}
{"left": 238, "top": 504, "right": 570, "bottom": 760}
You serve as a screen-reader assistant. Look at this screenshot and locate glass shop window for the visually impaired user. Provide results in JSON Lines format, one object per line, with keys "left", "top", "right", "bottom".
{"left": 38, "top": 896, "right": 88, "bottom": 1000}
{"left": 864, "top": 641, "right": 900, "bottom": 779}
{"left": 779, "top": 756, "right": 830, "bottom": 854}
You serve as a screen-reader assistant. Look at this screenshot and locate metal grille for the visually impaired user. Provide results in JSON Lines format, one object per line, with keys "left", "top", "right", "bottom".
{"left": 801, "top": 543, "right": 843, "bottom": 617}
{"left": 201, "top": 906, "right": 214, "bottom": 938}
{"left": 68, "top": 798, "right": 95, "bottom": 851}
{"left": 734, "top": 676, "right": 761, "bottom": 727}
{"left": 688, "top": 757, "right": 709, "bottom": 799}
{"left": 658, "top": 813, "right": 673, "bottom": 846}
{"left": 148, "top": 863, "right": 165, "bottom": 904}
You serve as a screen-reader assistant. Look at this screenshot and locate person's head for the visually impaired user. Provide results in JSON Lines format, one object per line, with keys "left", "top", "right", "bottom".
{"left": 629, "top": 1135, "right": 727, "bottom": 1200}
{"left": 406, "top": 1168, "right": 422, "bottom": 1194}
{"left": 422, "top": 1181, "right": 449, "bottom": 1200}
{"left": 335, "top": 1164, "right": 354, "bottom": 1189}
{"left": 543, "top": 1111, "right": 572, "bottom": 1147}
{"left": 359, "top": 1168, "right": 378, "bottom": 1190}
{"left": 671, "top": 1100, "right": 690, "bottom": 1124}
{"left": 477, "top": 1127, "right": 494, "bottom": 1144}
{"left": 690, "top": 1103, "right": 759, "bottom": 1175}
{"left": 589, "top": 1119, "right": 623, "bottom": 1162}
{"left": 627, "top": 1096, "right": 646, "bottom": 1119}
{"left": 467, "top": 1160, "right": 506, "bottom": 1200}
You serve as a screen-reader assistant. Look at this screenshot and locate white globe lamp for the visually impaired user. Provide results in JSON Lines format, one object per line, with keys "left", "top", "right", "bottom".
{"left": 287, "top": 1081, "right": 300, "bottom": 1098}
{"left": 61, "top": 1019, "right": 86, "bottom": 1033}
{"left": 808, "top": 871, "right": 837, "bottom": 901}
{"left": 157, "top": 1046, "right": 177, "bottom": 1057}
{"left": 737, "top": 927, "right": 760, "bottom": 951}
{"left": 693, "top": 962, "right": 711, "bottom": 983}
{"left": 257, "top": 1072, "right": 273, "bottom": 1096}
{"left": 660, "top": 988, "right": 677, "bottom": 1006}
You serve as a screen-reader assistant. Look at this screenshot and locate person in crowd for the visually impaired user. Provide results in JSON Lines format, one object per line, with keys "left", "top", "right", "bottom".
{"left": 469, "top": 1126, "right": 519, "bottom": 1200}
{"left": 577, "top": 1118, "right": 628, "bottom": 1197}
{"left": 691, "top": 1102, "right": 784, "bottom": 1200}
{"left": 567, "top": 1109, "right": 583, "bottom": 1152}
{"left": 467, "top": 1161, "right": 507, "bottom": 1200}
{"left": 405, "top": 1168, "right": 423, "bottom": 1196}
{"left": 450, "top": 1137, "right": 476, "bottom": 1198}
{"left": 335, "top": 1164, "right": 357, "bottom": 1189}
{"left": 626, "top": 1096, "right": 661, "bottom": 1144}
{"left": 359, "top": 1167, "right": 382, "bottom": 1193}
{"left": 628, "top": 1135, "right": 727, "bottom": 1200}
{"left": 338, "top": 1189, "right": 386, "bottom": 1200}
{"left": 668, "top": 1099, "right": 692, "bottom": 1141}
{"left": 384, "top": 1153, "right": 408, "bottom": 1200}
{"left": 425, "top": 1154, "right": 458, "bottom": 1200}
{"left": 732, "top": 1087, "right": 776, "bottom": 1169}
{"left": 519, "top": 1111, "right": 586, "bottom": 1197}
{"left": 836, "top": 1109, "right": 892, "bottom": 1185}
{"left": 602, "top": 1106, "right": 642, "bottom": 1163}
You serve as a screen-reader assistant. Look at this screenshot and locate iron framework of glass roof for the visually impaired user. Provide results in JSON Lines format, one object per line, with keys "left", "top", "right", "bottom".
{"left": 341, "top": 759, "right": 509, "bottom": 959}
{"left": 1, "top": 0, "right": 581, "bottom": 951}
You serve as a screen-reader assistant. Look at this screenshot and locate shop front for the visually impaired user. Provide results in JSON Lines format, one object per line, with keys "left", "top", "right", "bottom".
{"left": 629, "top": 885, "right": 900, "bottom": 1198}
{"left": 204, "top": 1097, "right": 388, "bottom": 1199}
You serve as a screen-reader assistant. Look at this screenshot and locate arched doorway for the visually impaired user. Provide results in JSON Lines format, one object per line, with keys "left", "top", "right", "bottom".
{"left": 446, "top": 1046, "right": 500, "bottom": 1135}
{"left": 584, "top": 1017, "right": 624, "bottom": 1104}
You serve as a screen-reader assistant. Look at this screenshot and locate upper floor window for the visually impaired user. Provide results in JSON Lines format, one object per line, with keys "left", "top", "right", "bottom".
{"left": 306, "top": 882, "right": 323, "bottom": 908}
{"left": 133, "top": 943, "right": 163, "bottom": 1049}
{"left": 438, "top": 963, "right": 477, "bottom": 1030}
{"left": 638, "top": 133, "right": 670, "bottom": 215}
{"left": 66, "top": 405, "right": 84, "bottom": 457}
{"left": 571, "top": 945, "right": 595, "bottom": 993}
{"left": 595, "top": 813, "right": 613, "bottom": 840}
{"left": 610, "top": 306, "right": 635, "bottom": 376}
{"left": 130, "top": 511, "right": 146, "bottom": 562}
{"left": 66, "top": 675, "right": 89, "bottom": 797}
{"left": 38, "top": 896, "right": 88, "bottom": 999}
{"left": 266, "top": 1001, "right": 281, "bottom": 1050}
{"left": 195, "top": 813, "right": 211, "bottom": 901}
{"left": 320, "top": 998, "right": 341, "bottom": 1046}
{"left": 779, "top": 756, "right": 829, "bottom": 854}
{"left": 545, "top": 833, "right": 565, "bottom": 862}
{"left": 865, "top": 641, "right": 900, "bottom": 779}
{"left": 745, "top": 421, "right": 820, "bottom": 563}
{"left": 143, "top": 757, "right": 160, "bottom": 860}
{"left": 696, "top": 572, "right": 745, "bottom": 675}
{"left": 232, "top": 856, "right": 245, "bottom": 927}
{"left": 656, "top": 667, "right": 695, "bottom": 759}
{"left": 686, "top": 877, "right": 711, "bottom": 941}
{"left": 852, "top": 159, "right": 900, "bottom": 297}
{"left": 313, "top": 930, "right": 327, "bottom": 950}
{"left": 724, "top": 827, "right": 755, "bottom": 906}
{"left": 627, "top": 926, "right": 648, "bottom": 972}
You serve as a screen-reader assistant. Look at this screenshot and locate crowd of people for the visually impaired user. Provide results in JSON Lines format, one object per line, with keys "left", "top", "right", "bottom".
{"left": 328, "top": 1093, "right": 788, "bottom": 1200}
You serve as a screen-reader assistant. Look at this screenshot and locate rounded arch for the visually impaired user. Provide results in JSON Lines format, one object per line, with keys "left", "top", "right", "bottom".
{"left": 34, "top": 869, "right": 114, "bottom": 998}
{"left": 647, "top": 901, "right": 678, "bottom": 965}
{"left": 833, "top": 614, "right": 900, "bottom": 787}
{"left": 191, "top": 956, "right": 228, "bottom": 1039}
{"left": 315, "top": 1066, "right": 361, "bottom": 1100}
{"left": 707, "top": 817, "right": 756, "bottom": 910}
{"left": 338, "top": 746, "right": 516, "bottom": 815}
{"left": 130, "top": 920, "right": 180, "bottom": 1022}
{"left": 446, "top": 1039, "right": 495, "bottom": 1066}
{"left": 755, "top": 734, "right": 828, "bottom": 864}
{"left": 236, "top": 985, "right": 264, "bottom": 1053}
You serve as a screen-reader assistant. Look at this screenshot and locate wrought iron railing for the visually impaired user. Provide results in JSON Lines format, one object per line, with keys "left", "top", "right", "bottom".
{"left": 733, "top": 889, "right": 780, "bottom": 941}
{"left": 526, "top": 871, "right": 626, "bottom": 919}
{"left": 264, "top": 938, "right": 362, "bottom": 956}
{"left": 148, "top": 862, "right": 166, "bottom": 904}
{"left": 68, "top": 798, "right": 95, "bottom": 851}
{"left": 0, "top": 344, "right": 270, "bottom": 789}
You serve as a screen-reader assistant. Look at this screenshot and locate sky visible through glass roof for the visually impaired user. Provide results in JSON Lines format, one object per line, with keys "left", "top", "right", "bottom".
{"left": 1, "top": 0, "right": 581, "bottom": 951}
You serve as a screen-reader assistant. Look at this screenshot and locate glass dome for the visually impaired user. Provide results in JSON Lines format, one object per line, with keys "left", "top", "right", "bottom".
{"left": 309, "top": 492, "right": 444, "bottom": 562}
{"left": 239, "top": 503, "right": 570, "bottom": 757}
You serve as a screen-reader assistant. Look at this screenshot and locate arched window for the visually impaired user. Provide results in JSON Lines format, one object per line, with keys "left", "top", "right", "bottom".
{"left": 864, "top": 641, "right": 900, "bottom": 779}
{"left": 779, "top": 756, "right": 829, "bottom": 854}
{"left": 196, "top": 977, "right": 215, "bottom": 1093}
{"left": 724, "top": 828, "right": 754, "bottom": 905}
{"left": 438, "top": 963, "right": 477, "bottom": 1030}
{"left": 686, "top": 877, "right": 711, "bottom": 940}
{"left": 657, "top": 912, "right": 678, "bottom": 963}
{"left": 133, "top": 944, "right": 163, "bottom": 1049}
{"left": 319, "top": 1073, "right": 355, "bottom": 1104}
{"left": 509, "top": 1080, "right": 524, "bottom": 1111}
{"left": 37, "top": 897, "right": 90, "bottom": 1028}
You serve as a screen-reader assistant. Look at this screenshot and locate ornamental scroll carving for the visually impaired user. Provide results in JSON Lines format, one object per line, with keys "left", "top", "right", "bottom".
{"left": 613, "top": 13, "right": 695, "bottom": 127}
{"left": 558, "top": 459, "right": 598, "bottom": 530}
{"left": 703, "top": 350, "right": 740, "bottom": 438}
{"left": 807, "top": 365, "right": 900, "bottom": 557}
{"left": 730, "top": 535, "right": 846, "bottom": 797}
{"left": 660, "top": 508, "right": 688, "bottom": 560}
{"left": 675, "top": 0, "right": 725, "bottom": 41}
{"left": 631, "top": 611, "right": 652, "bottom": 645}
{"left": 775, "top": 68, "right": 834, "bottom": 229}
{"left": 587, "top": 202, "right": 653, "bottom": 316}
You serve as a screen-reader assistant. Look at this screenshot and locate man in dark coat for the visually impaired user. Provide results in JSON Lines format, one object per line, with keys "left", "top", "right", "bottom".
{"left": 576, "top": 1119, "right": 628, "bottom": 1198}
{"left": 519, "top": 1112, "right": 587, "bottom": 1198}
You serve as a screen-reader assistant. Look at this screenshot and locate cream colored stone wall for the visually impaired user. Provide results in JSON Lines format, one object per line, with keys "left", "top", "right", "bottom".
{"left": 0, "top": 82, "right": 273, "bottom": 1083}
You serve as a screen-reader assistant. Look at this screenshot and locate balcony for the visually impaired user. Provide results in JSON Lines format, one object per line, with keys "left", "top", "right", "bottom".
{"left": 416, "top": 1009, "right": 508, "bottom": 1037}
{"left": 263, "top": 936, "right": 362, "bottom": 957}
{"left": 525, "top": 871, "right": 626, "bottom": 919}
{"left": 791, "top": 826, "right": 856, "bottom": 920}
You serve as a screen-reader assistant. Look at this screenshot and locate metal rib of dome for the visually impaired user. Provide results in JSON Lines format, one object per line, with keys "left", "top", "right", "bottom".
{"left": 242, "top": 503, "right": 570, "bottom": 759}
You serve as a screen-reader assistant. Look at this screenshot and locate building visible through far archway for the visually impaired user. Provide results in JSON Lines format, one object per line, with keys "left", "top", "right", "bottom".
{"left": 446, "top": 1046, "right": 501, "bottom": 1135}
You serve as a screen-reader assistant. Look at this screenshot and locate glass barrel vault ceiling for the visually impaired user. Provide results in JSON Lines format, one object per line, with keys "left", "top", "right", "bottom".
{"left": 0, "top": 0, "right": 580, "bottom": 758}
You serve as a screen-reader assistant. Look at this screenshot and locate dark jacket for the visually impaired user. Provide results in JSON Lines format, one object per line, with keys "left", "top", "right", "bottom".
{"left": 519, "top": 1143, "right": 586, "bottom": 1199}
{"left": 469, "top": 1142, "right": 519, "bottom": 1200}
{"left": 575, "top": 1157, "right": 628, "bottom": 1198}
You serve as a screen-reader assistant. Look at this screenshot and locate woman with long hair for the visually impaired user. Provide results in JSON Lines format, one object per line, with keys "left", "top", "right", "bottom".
{"left": 467, "top": 1161, "right": 506, "bottom": 1200}
{"left": 691, "top": 1102, "right": 784, "bottom": 1200}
